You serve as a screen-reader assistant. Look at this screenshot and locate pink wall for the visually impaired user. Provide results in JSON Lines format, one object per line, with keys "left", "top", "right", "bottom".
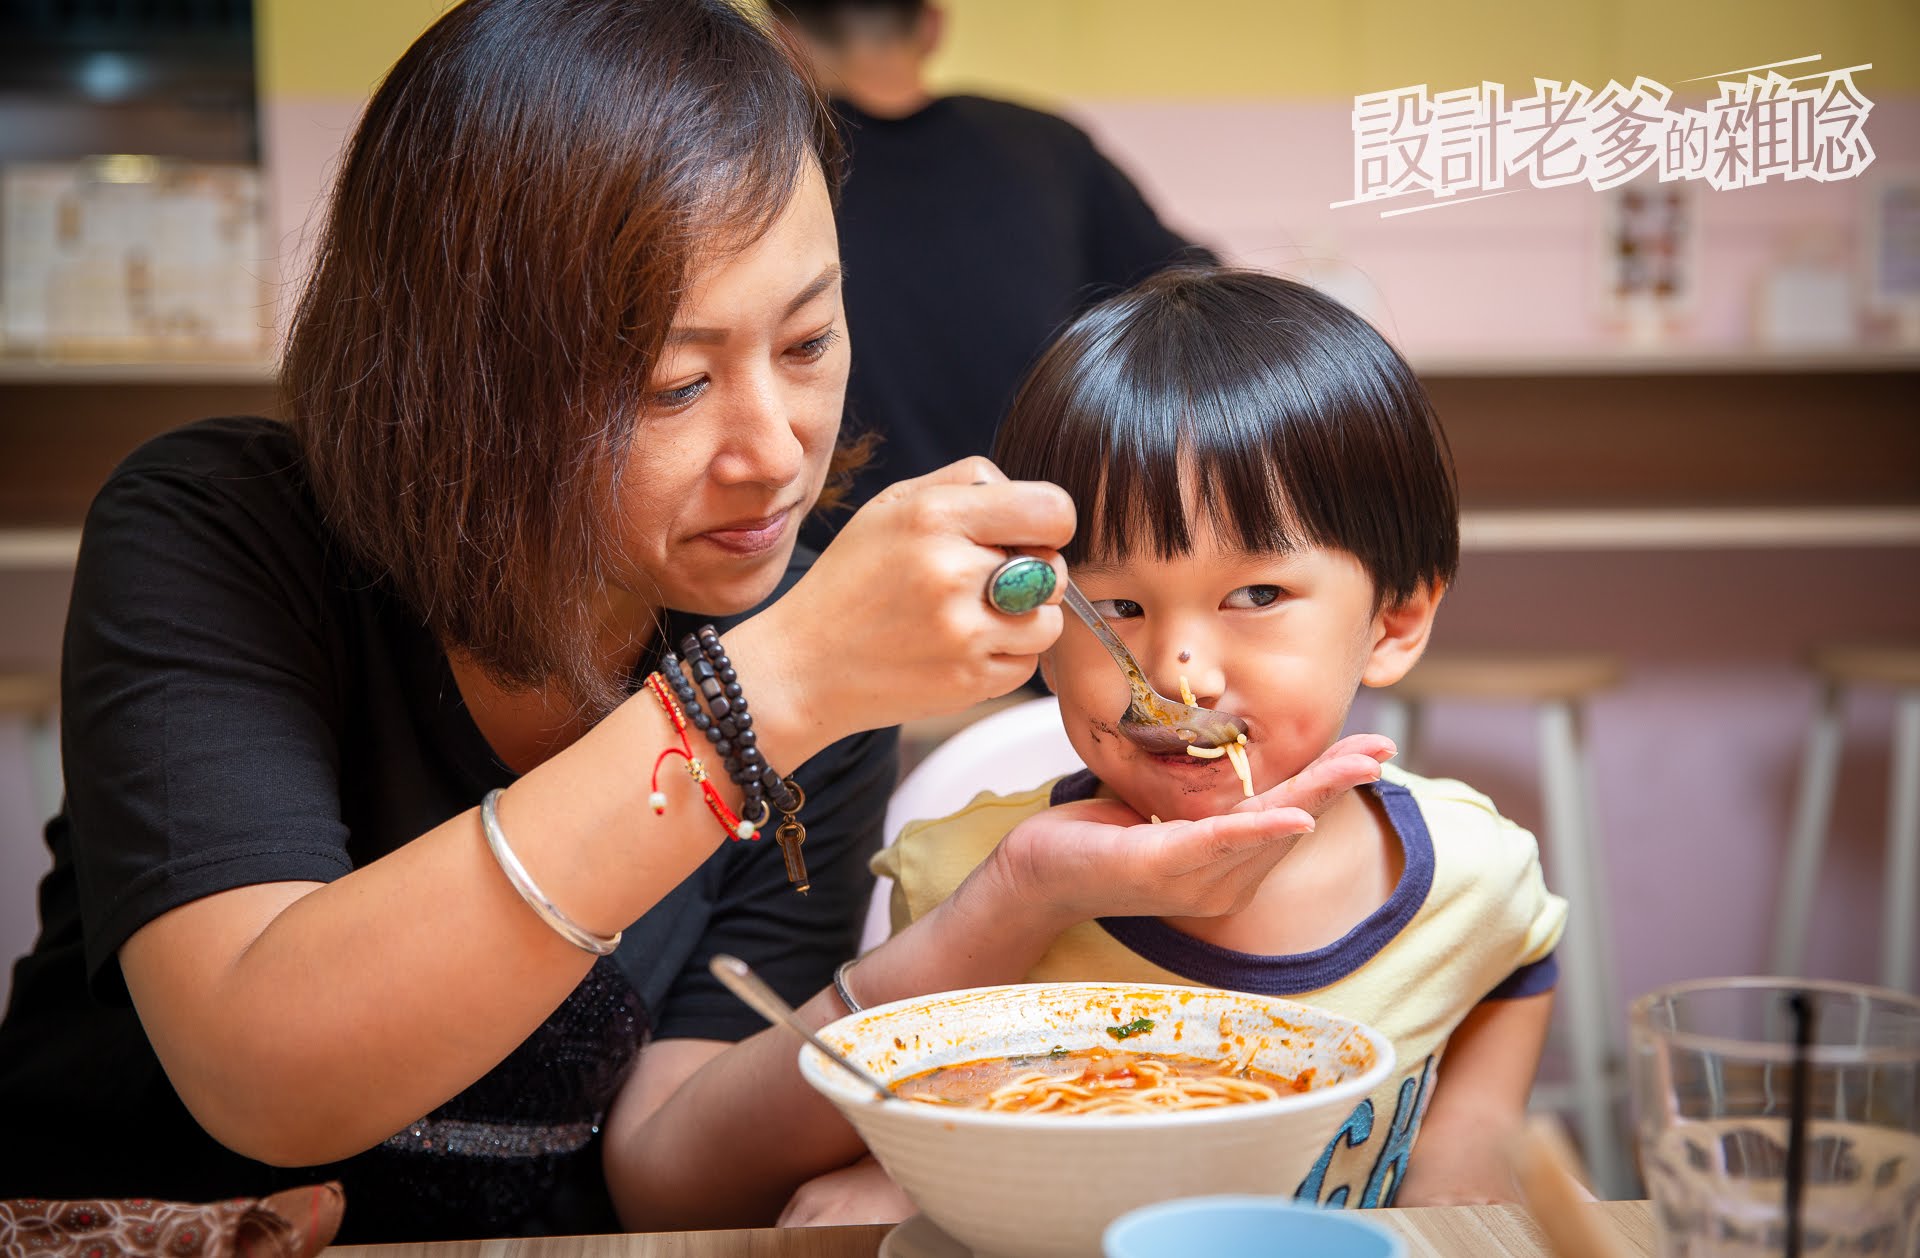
{"left": 259, "top": 96, "right": 367, "bottom": 335}
{"left": 1070, "top": 99, "right": 1920, "bottom": 356}
{"left": 1357, "top": 548, "right": 1920, "bottom": 1029}
{"left": 264, "top": 94, "right": 1920, "bottom": 356}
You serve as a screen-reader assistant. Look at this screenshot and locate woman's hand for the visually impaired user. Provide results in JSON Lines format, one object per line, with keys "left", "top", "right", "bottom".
{"left": 980, "top": 734, "right": 1396, "bottom": 932}
{"left": 732, "top": 457, "right": 1073, "bottom": 754}
{"left": 1253, "top": 733, "right": 1398, "bottom": 816}
{"left": 777, "top": 1155, "right": 914, "bottom": 1228}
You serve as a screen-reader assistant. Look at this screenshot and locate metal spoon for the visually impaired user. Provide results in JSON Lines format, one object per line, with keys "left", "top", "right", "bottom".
{"left": 709, "top": 954, "right": 895, "bottom": 1103}
{"left": 1060, "top": 579, "right": 1251, "bottom": 755}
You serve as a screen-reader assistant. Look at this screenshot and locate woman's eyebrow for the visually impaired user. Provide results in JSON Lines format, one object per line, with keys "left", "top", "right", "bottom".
{"left": 782, "top": 262, "right": 842, "bottom": 317}
{"left": 665, "top": 263, "right": 842, "bottom": 347}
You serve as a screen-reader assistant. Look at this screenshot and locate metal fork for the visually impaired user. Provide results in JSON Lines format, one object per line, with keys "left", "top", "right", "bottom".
{"left": 1059, "top": 580, "right": 1249, "bottom": 754}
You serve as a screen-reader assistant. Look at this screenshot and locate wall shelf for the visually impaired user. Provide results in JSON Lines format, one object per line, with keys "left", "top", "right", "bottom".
{"left": 1459, "top": 507, "right": 1920, "bottom": 551}
{"left": 1411, "top": 348, "right": 1920, "bottom": 376}
{"left": 3, "top": 507, "right": 1916, "bottom": 571}
{"left": 0, "top": 356, "right": 277, "bottom": 384}
{"left": 0, "top": 347, "right": 1912, "bottom": 382}
{"left": 1, "top": 351, "right": 1914, "bottom": 385}
{"left": 0, "top": 529, "right": 82, "bottom": 568}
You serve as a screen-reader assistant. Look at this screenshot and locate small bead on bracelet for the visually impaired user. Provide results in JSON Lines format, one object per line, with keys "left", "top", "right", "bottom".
{"left": 644, "top": 670, "right": 768, "bottom": 841}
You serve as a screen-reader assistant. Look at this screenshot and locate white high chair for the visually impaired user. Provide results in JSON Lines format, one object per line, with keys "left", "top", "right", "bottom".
{"left": 863, "top": 697, "right": 1083, "bottom": 951}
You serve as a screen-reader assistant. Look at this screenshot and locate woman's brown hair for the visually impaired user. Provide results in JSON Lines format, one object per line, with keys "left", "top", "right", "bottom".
{"left": 283, "top": 0, "right": 850, "bottom": 713}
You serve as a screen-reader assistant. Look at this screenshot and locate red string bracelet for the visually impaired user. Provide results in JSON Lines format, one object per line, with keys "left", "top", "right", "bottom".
{"left": 645, "top": 671, "right": 769, "bottom": 841}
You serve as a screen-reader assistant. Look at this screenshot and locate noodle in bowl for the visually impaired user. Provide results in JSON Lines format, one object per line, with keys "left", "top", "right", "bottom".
{"left": 894, "top": 1046, "right": 1303, "bottom": 1115}
{"left": 799, "top": 982, "right": 1394, "bottom": 1258}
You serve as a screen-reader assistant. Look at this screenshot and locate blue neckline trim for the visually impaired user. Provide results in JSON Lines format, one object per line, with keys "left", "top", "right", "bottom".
{"left": 1049, "top": 769, "right": 1437, "bottom": 996}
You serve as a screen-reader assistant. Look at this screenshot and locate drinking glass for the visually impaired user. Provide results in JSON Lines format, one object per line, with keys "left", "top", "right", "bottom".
{"left": 1629, "top": 977, "right": 1920, "bottom": 1257}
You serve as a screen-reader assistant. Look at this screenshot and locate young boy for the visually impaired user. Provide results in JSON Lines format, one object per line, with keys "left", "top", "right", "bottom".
{"left": 785, "top": 268, "right": 1566, "bottom": 1223}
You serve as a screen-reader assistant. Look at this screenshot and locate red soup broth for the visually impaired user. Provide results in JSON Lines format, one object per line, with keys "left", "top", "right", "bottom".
{"left": 894, "top": 1046, "right": 1314, "bottom": 1112}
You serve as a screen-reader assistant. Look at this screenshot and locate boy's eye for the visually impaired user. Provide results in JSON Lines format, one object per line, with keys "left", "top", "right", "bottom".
{"left": 1224, "top": 585, "right": 1284, "bottom": 609}
{"left": 1091, "top": 598, "right": 1144, "bottom": 621}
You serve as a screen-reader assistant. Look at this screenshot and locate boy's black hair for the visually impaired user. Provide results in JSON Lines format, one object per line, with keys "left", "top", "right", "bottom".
{"left": 765, "top": 0, "right": 926, "bottom": 41}
{"left": 993, "top": 267, "right": 1458, "bottom": 608}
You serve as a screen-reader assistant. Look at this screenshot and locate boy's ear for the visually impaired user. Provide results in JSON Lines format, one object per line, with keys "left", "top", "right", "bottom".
{"left": 1360, "top": 581, "right": 1445, "bottom": 689}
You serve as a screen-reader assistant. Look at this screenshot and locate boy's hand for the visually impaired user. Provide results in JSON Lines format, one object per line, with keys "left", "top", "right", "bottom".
{"left": 983, "top": 734, "right": 1393, "bottom": 929}
{"left": 1396, "top": 994, "right": 1556, "bottom": 1207}
{"left": 1395, "top": 1124, "right": 1524, "bottom": 1206}
{"left": 777, "top": 1154, "right": 914, "bottom": 1228}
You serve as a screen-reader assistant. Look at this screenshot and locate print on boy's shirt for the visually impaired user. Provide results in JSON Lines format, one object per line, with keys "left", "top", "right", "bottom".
{"left": 1295, "top": 1055, "right": 1436, "bottom": 1209}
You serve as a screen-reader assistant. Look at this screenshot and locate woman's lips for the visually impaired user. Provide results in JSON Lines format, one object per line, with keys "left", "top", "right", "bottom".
{"left": 697, "top": 508, "right": 792, "bottom": 556}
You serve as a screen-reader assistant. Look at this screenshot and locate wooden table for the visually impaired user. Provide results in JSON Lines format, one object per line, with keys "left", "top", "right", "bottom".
{"left": 323, "top": 1200, "right": 1655, "bottom": 1258}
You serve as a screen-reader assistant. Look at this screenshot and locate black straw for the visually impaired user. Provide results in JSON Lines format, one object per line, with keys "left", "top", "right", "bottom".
{"left": 1784, "top": 990, "right": 1815, "bottom": 1258}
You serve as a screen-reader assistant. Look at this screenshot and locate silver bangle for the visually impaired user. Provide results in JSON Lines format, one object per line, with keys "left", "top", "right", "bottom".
{"left": 833, "top": 958, "right": 864, "bottom": 1014}
{"left": 480, "top": 788, "right": 620, "bottom": 956}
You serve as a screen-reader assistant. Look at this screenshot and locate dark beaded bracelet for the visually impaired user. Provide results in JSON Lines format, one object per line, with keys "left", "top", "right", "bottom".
{"left": 681, "top": 627, "right": 810, "bottom": 892}
{"left": 681, "top": 631, "right": 750, "bottom": 794}
{"left": 658, "top": 649, "right": 704, "bottom": 728}
{"left": 659, "top": 628, "right": 809, "bottom": 891}
{"left": 680, "top": 628, "right": 800, "bottom": 817}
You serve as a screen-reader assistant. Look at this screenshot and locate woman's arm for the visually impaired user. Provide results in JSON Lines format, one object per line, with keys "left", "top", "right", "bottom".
{"left": 119, "top": 460, "right": 1072, "bottom": 1168}
{"left": 1396, "top": 991, "right": 1555, "bottom": 1206}
{"left": 119, "top": 694, "right": 770, "bottom": 1166}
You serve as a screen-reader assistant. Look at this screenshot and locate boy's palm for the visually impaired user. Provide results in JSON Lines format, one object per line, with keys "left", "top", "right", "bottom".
{"left": 992, "top": 734, "right": 1395, "bottom": 924}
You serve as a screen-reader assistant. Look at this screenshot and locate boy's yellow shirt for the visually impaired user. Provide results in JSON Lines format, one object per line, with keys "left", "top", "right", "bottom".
{"left": 872, "top": 761, "right": 1567, "bottom": 1209}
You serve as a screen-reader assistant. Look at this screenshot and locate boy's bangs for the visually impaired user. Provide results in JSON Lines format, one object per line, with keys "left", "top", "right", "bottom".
{"left": 1063, "top": 314, "right": 1321, "bottom": 568}
{"left": 1074, "top": 408, "right": 1306, "bottom": 569}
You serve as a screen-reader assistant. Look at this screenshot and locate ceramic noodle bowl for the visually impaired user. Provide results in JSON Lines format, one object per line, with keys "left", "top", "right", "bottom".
{"left": 798, "top": 982, "right": 1395, "bottom": 1258}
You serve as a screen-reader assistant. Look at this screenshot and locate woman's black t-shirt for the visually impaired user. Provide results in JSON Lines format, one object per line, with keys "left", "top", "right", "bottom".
{"left": 0, "top": 418, "right": 896, "bottom": 1240}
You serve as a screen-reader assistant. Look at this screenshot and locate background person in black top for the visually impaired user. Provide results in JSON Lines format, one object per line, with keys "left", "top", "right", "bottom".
{"left": 0, "top": 0, "right": 1379, "bottom": 1241}
{"left": 774, "top": 0, "right": 1216, "bottom": 551}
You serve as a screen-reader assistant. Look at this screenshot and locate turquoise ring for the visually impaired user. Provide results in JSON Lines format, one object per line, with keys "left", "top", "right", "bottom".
{"left": 985, "top": 555, "right": 1057, "bottom": 616}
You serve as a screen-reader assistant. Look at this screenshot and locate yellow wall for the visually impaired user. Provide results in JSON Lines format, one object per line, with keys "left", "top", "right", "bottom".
{"left": 257, "top": 0, "right": 454, "bottom": 96}
{"left": 927, "top": 0, "right": 1917, "bottom": 102}
{"left": 257, "top": 0, "right": 1918, "bottom": 100}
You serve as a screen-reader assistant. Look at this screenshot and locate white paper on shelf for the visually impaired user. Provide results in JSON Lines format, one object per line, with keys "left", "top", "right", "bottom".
{"left": 1, "top": 159, "right": 270, "bottom": 356}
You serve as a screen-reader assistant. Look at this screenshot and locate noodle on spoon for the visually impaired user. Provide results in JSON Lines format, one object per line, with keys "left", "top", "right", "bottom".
{"left": 1177, "top": 675, "right": 1254, "bottom": 794}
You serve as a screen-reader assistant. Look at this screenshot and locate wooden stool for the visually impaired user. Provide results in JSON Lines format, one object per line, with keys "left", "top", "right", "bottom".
{"left": 1376, "top": 651, "right": 1631, "bottom": 1198}
{"left": 0, "top": 671, "right": 60, "bottom": 822}
{"left": 1771, "top": 644, "right": 1920, "bottom": 991}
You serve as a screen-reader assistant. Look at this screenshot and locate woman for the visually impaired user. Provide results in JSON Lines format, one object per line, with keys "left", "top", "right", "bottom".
{"left": 0, "top": 0, "right": 1366, "bottom": 1240}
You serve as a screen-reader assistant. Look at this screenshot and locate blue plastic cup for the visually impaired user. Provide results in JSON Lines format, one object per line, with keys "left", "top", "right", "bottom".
{"left": 1103, "top": 1195, "right": 1406, "bottom": 1258}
